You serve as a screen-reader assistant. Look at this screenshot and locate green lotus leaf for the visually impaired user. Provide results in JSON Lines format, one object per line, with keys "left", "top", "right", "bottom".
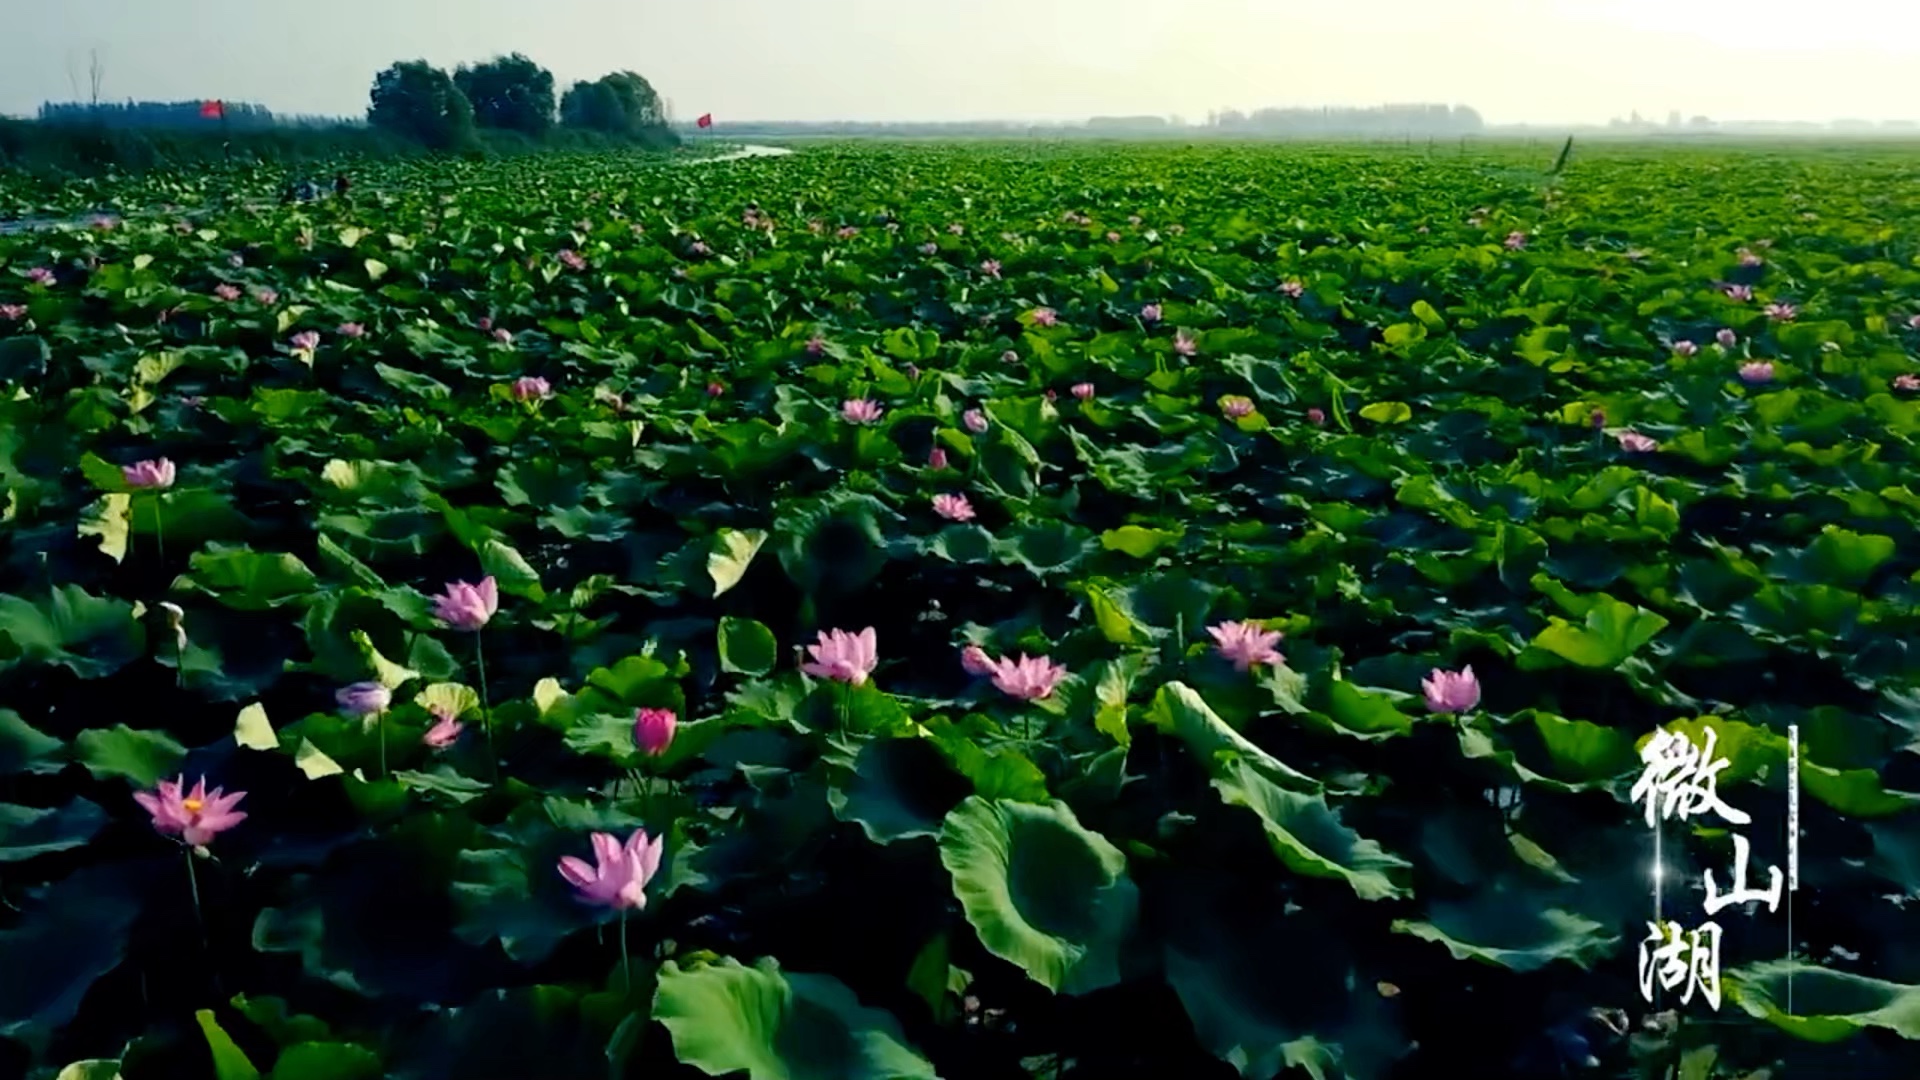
{"left": 1728, "top": 960, "right": 1920, "bottom": 1042}
{"left": 654, "top": 956, "right": 938, "bottom": 1080}
{"left": 718, "top": 616, "right": 778, "bottom": 676}
{"left": 938, "top": 796, "right": 1138, "bottom": 994}
{"left": 0, "top": 709, "right": 64, "bottom": 774}
{"left": 0, "top": 798, "right": 106, "bottom": 862}
{"left": 0, "top": 586, "right": 146, "bottom": 678}
{"left": 828, "top": 735, "right": 972, "bottom": 844}
{"left": 1392, "top": 885, "right": 1619, "bottom": 972}
{"left": 708, "top": 528, "right": 768, "bottom": 597}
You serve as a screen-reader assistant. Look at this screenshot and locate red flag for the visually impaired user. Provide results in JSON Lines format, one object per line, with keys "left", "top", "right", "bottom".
{"left": 695, "top": 113, "right": 713, "bottom": 129}
{"left": 200, "top": 100, "right": 225, "bottom": 120}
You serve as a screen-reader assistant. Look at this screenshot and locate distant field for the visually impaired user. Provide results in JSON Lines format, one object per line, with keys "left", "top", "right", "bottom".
{"left": 3, "top": 141, "right": 1919, "bottom": 1080}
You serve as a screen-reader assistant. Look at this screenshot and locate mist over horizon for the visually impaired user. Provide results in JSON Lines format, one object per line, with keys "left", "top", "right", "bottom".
{"left": 4, "top": 0, "right": 1919, "bottom": 129}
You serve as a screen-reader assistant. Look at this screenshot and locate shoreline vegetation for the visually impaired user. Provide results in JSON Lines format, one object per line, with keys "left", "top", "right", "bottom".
{"left": 0, "top": 53, "right": 680, "bottom": 183}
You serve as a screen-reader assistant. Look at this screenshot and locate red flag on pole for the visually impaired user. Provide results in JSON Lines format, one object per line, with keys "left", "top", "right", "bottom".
{"left": 200, "top": 100, "right": 225, "bottom": 120}
{"left": 695, "top": 113, "right": 713, "bottom": 129}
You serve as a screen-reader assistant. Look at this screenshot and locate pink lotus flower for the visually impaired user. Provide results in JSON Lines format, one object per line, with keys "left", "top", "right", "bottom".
{"left": 1764, "top": 301, "right": 1797, "bottom": 322}
{"left": 1616, "top": 430, "right": 1658, "bottom": 453}
{"left": 1504, "top": 232, "right": 1527, "bottom": 251}
{"left": 1169, "top": 224, "right": 1185, "bottom": 235}
{"left": 338, "top": 322, "right": 365, "bottom": 338}
{"left": 1128, "top": 214, "right": 1143, "bottom": 225}
{"left": 1907, "top": 314, "right": 1920, "bottom": 331}
{"left": 948, "top": 223, "right": 965, "bottom": 235}
{"left": 841, "top": 398, "right": 883, "bottom": 424}
{"left": 633, "top": 707, "right": 677, "bottom": 757}
{"left": 432, "top": 576, "right": 498, "bottom": 631}
{"left": 920, "top": 242, "right": 938, "bottom": 256}
{"left": 963, "top": 408, "right": 989, "bottom": 434}
{"left": 1422, "top": 666, "right": 1481, "bottom": 713}
{"left": 960, "top": 645, "right": 997, "bottom": 677}
{"left": 806, "top": 336, "right": 827, "bottom": 356}
{"left": 123, "top": 458, "right": 176, "bottom": 490}
{"left": 989, "top": 654, "right": 1067, "bottom": 701}
{"left": 933, "top": 493, "right": 975, "bottom": 522}
{"left": 707, "top": 380, "right": 726, "bottom": 397}
{"left": 27, "top": 267, "right": 54, "bottom": 285}
{"left": 0, "top": 303, "right": 24, "bottom": 321}
{"left": 1279, "top": 279, "right": 1305, "bottom": 299}
{"left": 1306, "top": 407, "right": 1326, "bottom": 426}
{"left": 478, "top": 316, "right": 494, "bottom": 332}
{"left": 979, "top": 261, "right": 1002, "bottom": 282}
{"left": 802, "top": 627, "right": 878, "bottom": 686}
{"left": 928, "top": 446, "right": 950, "bottom": 470}
{"left": 1739, "top": 361, "right": 1775, "bottom": 384}
{"left": 1219, "top": 395, "right": 1255, "bottom": 419}
{"left": 423, "top": 709, "right": 465, "bottom": 749}
{"left": 336, "top": 681, "right": 391, "bottom": 717}
{"left": 1208, "top": 621, "right": 1284, "bottom": 672}
{"left": 1893, "top": 374, "right": 1920, "bottom": 392}
{"left": 289, "top": 330, "right": 320, "bottom": 353}
{"left": 1000, "top": 349, "right": 1019, "bottom": 364}
{"left": 134, "top": 775, "right": 248, "bottom": 847}
{"left": 557, "top": 829, "right": 662, "bottom": 910}
{"left": 1140, "top": 303, "right": 1162, "bottom": 323}
{"left": 213, "top": 284, "right": 241, "bottom": 302}
{"left": 511, "top": 376, "right": 551, "bottom": 402}
{"left": 253, "top": 288, "right": 278, "bottom": 306}
{"left": 1106, "top": 231, "right": 1121, "bottom": 244}
{"left": 1590, "top": 409, "right": 1607, "bottom": 430}
{"left": 1716, "top": 328, "right": 1738, "bottom": 348}
{"left": 1071, "top": 382, "right": 1094, "bottom": 401}
{"left": 558, "top": 249, "right": 587, "bottom": 271}
{"left": 1173, "top": 330, "right": 1197, "bottom": 357}
{"left": 837, "top": 226, "right": 859, "bottom": 239}
{"left": 1673, "top": 340, "right": 1697, "bottom": 357}
{"left": 1031, "top": 308, "right": 1058, "bottom": 327}
{"left": 1738, "top": 248, "right": 1763, "bottom": 267}
{"left": 1723, "top": 283, "right": 1754, "bottom": 302}
{"left": 1045, "top": 389, "right": 1058, "bottom": 402}
{"left": 493, "top": 328, "right": 515, "bottom": 345}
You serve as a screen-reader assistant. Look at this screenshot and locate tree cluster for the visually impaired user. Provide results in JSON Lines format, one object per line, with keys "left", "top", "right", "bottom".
{"left": 36, "top": 100, "right": 277, "bottom": 131}
{"left": 367, "top": 55, "right": 673, "bottom": 151}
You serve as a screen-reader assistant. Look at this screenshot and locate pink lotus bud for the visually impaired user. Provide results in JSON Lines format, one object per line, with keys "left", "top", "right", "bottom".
{"left": 1306, "top": 407, "right": 1326, "bottom": 426}
{"left": 928, "top": 446, "right": 949, "bottom": 470}
{"left": 1071, "top": 382, "right": 1094, "bottom": 401}
{"left": 633, "top": 707, "right": 678, "bottom": 757}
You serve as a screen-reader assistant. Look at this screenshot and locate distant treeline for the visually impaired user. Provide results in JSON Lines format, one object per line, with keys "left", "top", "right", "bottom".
{"left": 2, "top": 54, "right": 677, "bottom": 177}
{"left": 33, "top": 100, "right": 327, "bottom": 131}
{"left": 696, "top": 104, "right": 1486, "bottom": 139}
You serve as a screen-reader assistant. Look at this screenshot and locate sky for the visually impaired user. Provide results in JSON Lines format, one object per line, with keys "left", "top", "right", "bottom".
{"left": 3, "top": 0, "right": 1919, "bottom": 125}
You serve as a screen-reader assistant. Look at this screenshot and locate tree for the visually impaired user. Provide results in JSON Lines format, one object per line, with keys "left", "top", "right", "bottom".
{"left": 454, "top": 53, "right": 556, "bottom": 137}
{"left": 368, "top": 61, "right": 476, "bottom": 150}
{"left": 560, "top": 71, "right": 666, "bottom": 137}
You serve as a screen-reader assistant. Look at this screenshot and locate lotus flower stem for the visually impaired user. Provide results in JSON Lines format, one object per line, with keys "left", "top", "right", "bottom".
{"left": 475, "top": 634, "right": 497, "bottom": 780}
{"left": 185, "top": 847, "right": 207, "bottom": 950}
{"left": 153, "top": 495, "right": 167, "bottom": 566}
{"left": 377, "top": 710, "right": 387, "bottom": 779}
{"left": 619, "top": 908, "right": 633, "bottom": 992}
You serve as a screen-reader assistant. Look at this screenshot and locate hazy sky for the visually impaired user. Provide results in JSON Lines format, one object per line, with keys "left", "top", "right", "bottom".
{"left": 4, "top": 0, "right": 1919, "bottom": 125}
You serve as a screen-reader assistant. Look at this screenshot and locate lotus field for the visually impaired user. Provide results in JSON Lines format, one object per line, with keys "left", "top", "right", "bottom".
{"left": 6, "top": 141, "right": 1920, "bottom": 1079}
